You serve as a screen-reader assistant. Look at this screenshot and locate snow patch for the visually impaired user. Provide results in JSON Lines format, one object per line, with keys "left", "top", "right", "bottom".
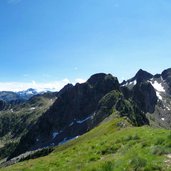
{"left": 128, "top": 80, "right": 137, "bottom": 86}
{"left": 58, "top": 135, "right": 80, "bottom": 145}
{"left": 166, "top": 106, "right": 171, "bottom": 111}
{"left": 130, "top": 80, "right": 137, "bottom": 85}
{"left": 52, "top": 132, "right": 59, "bottom": 139}
{"left": 121, "top": 80, "right": 137, "bottom": 87}
{"left": 150, "top": 80, "right": 165, "bottom": 101}
{"left": 30, "top": 107, "right": 36, "bottom": 110}
{"left": 161, "top": 118, "right": 165, "bottom": 121}
{"left": 69, "top": 122, "right": 74, "bottom": 127}
{"left": 26, "top": 91, "right": 34, "bottom": 95}
{"left": 156, "top": 92, "right": 162, "bottom": 100}
{"left": 76, "top": 116, "right": 92, "bottom": 124}
{"left": 151, "top": 81, "right": 165, "bottom": 92}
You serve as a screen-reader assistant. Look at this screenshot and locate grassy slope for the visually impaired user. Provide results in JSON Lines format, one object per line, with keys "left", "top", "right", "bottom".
{"left": 1, "top": 115, "right": 171, "bottom": 171}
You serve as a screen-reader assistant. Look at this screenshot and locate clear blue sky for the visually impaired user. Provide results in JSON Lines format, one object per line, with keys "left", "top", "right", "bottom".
{"left": 0, "top": 0, "right": 171, "bottom": 90}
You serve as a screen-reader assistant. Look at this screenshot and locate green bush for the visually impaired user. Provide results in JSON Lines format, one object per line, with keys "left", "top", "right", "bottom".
{"left": 130, "top": 156, "right": 147, "bottom": 170}
{"left": 89, "top": 155, "right": 100, "bottom": 162}
{"left": 132, "top": 134, "right": 140, "bottom": 140}
{"left": 101, "top": 161, "right": 114, "bottom": 171}
{"left": 154, "top": 138, "right": 165, "bottom": 145}
{"left": 151, "top": 146, "right": 167, "bottom": 155}
{"left": 99, "top": 145, "right": 119, "bottom": 155}
{"left": 123, "top": 135, "right": 133, "bottom": 141}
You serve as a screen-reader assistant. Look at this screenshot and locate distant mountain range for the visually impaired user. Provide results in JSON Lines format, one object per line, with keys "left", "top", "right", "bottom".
{"left": 0, "top": 88, "right": 39, "bottom": 103}
{"left": 0, "top": 68, "right": 171, "bottom": 168}
{"left": 0, "top": 88, "right": 58, "bottom": 103}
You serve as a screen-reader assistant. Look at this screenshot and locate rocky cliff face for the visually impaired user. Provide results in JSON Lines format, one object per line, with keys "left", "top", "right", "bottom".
{"left": 9, "top": 73, "right": 122, "bottom": 159}
{"left": 132, "top": 82, "right": 157, "bottom": 113}
{"left": 122, "top": 68, "right": 171, "bottom": 129}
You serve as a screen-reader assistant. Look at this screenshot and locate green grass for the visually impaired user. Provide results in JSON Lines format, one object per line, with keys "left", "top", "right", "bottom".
{"left": 1, "top": 116, "right": 171, "bottom": 171}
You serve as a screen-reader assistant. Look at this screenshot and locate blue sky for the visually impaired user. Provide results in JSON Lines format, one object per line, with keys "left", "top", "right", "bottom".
{"left": 0, "top": 0, "right": 171, "bottom": 91}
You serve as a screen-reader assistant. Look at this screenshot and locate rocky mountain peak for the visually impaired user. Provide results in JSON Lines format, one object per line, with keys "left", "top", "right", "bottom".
{"left": 135, "top": 69, "right": 153, "bottom": 83}
{"left": 87, "top": 73, "right": 120, "bottom": 90}
{"left": 161, "top": 68, "right": 171, "bottom": 80}
{"left": 57, "top": 83, "right": 73, "bottom": 96}
{"left": 120, "top": 69, "right": 153, "bottom": 88}
{"left": 87, "top": 73, "right": 107, "bottom": 84}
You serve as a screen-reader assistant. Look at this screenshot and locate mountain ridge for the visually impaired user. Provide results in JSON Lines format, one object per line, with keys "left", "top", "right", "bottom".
{"left": 8, "top": 68, "right": 171, "bottom": 160}
{"left": 0, "top": 68, "right": 171, "bottom": 168}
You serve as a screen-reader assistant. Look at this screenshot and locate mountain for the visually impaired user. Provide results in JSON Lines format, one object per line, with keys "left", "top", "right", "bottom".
{"left": 0, "top": 69, "right": 171, "bottom": 170}
{"left": 17, "top": 88, "right": 39, "bottom": 100}
{"left": 121, "top": 68, "right": 171, "bottom": 129}
{"left": 120, "top": 69, "right": 153, "bottom": 88}
{"left": 0, "top": 92, "right": 57, "bottom": 160}
{"left": 0, "top": 88, "right": 39, "bottom": 103}
{"left": 7, "top": 73, "right": 150, "bottom": 159}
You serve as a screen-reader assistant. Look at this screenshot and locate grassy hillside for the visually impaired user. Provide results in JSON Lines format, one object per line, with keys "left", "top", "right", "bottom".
{"left": 1, "top": 115, "right": 171, "bottom": 171}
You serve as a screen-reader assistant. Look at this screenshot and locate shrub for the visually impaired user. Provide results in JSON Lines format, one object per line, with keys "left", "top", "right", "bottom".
{"left": 101, "top": 161, "right": 114, "bottom": 171}
{"left": 89, "top": 155, "right": 100, "bottom": 162}
{"left": 99, "top": 145, "right": 119, "bottom": 155}
{"left": 151, "top": 146, "right": 167, "bottom": 155}
{"left": 123, "top": 135, "right": 133, "bottom": 141}
{"left": 130, "top": 156, "right": 147, "bottom": 170}
{"left": 154, "top": 138, "right": 165, "bottom": 145}
{"left": 132, "top": 134, "right": 140, "bottom": 140}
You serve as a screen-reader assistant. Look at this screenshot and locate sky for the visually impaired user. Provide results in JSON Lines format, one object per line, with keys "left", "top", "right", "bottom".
{"left": 0, "top": 0, "right": 171, "bottom": 91}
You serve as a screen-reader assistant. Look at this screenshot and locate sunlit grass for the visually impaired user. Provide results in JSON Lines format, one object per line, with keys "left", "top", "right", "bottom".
{"left": 1, "top": 115, "right": 171, "bottom": 171}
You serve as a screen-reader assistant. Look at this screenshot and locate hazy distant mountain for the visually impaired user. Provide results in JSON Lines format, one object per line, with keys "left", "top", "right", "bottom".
{"left": 0, "top": 88, "right": 39, "bottom": 103}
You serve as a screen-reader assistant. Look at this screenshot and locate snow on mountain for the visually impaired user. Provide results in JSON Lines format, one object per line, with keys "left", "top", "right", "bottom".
{"left": 121, "top": 68, "right": 171, "bottom": 129}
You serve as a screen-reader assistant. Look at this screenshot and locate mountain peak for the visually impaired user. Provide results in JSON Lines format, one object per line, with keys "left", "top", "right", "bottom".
{"left": 87, "top": 73, "right": 107, "bottom": 85}
{"left": 121, "top": 69, "right": 153, "bottom": 87}
{"left": 161, "top": 68, "right": 171, "bottom": 80}
{"left": 135, "top": 69, "right": 153, "bottom": 83}
{"left": 87, "top": 73, "right": 119, "bottom": 90}
{"left": 57, "top": 83, "right": 73, "bottom": 96}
